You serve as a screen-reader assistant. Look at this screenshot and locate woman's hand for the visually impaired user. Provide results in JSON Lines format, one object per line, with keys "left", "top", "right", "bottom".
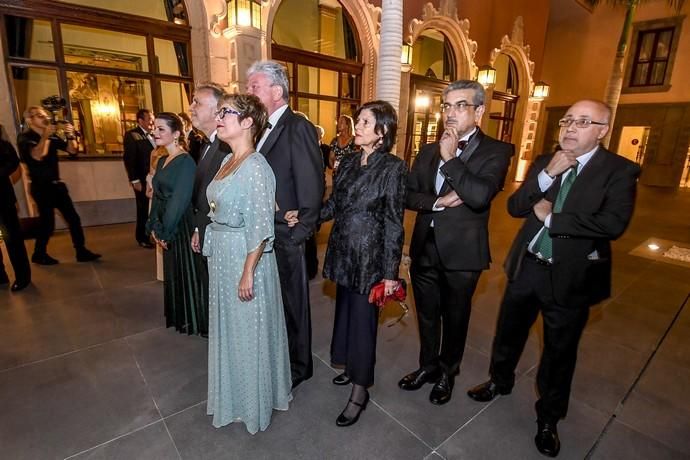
{"left": 190, "top": 231, "right": 201, "bottom": 253}
{"left": 383, "top": 279, "right": 399, "bottom": 296}
{"left": 151, "top": 232, "right": 168, "bottom": 250}
{"left": 284, "top": 209, "right": 299, "bottom": 228}
{"left": 238, "top": 270, "right": 254, "bottom": 302}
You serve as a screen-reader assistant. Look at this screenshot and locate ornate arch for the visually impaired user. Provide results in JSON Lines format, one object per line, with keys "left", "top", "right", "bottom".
{"left": 264, "top": 0, "right": 379, "bottom": 101}
{"left": 489, "top": 16, "right": 539, "bottom": 180}
{"left": 408, "top": 2, "right": 478, "bottom": 80}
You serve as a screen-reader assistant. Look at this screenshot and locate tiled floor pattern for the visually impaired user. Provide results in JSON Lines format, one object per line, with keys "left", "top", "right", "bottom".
{"left": 1, "top": 184, "right": 689, "bottom": 460}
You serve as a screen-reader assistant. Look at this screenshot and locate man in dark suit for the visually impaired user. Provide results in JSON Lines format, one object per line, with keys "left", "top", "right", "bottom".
{"left": 399, "top": 80, "right": 513, "bottom": 405}
{"left": 123, "top": 108, "right": 155, "bottom": 248}
{"left": 467, "top": 100, "right": 640, "bottom": 457}
{"left": 189, "top": 82, "right": 231, "bottom": 337}
{"left": 247, "top": 60, "right": 324, "bottom": 388}
{"left": 0, "top": 136, "right": 31, "bottom": 291}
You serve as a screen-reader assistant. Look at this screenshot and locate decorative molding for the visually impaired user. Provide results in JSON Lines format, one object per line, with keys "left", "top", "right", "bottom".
{"left": 407, "top": 2, "right": 477, "bottom": 79}
{"left": 490, "top": 16, "right": 535, "bottom": 84}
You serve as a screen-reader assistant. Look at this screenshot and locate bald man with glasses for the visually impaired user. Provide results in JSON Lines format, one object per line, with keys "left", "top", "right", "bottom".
{"left": 467, "top": 99, "right": 641, "bottom": 457}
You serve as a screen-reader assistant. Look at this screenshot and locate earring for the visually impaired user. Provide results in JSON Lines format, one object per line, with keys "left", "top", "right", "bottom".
{"left": 174, "top": 137, "right": 179, "bottom": 145}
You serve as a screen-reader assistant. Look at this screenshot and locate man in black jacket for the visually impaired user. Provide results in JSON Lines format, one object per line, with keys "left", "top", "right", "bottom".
{"left": 467, "top": 100, "right": 640, "bottom": 457}
{"left": 399, "top": 80, "right": 513, "bottom": 405}
{"left": 123, "top": 108, "right": 155, "bottom": 248}
{"left": 0, "top": 135, "right": 31, "bottom": 291}
{"left": 17, "top": 107, "right": 100, "bottom": 265}
{"left": 189, "top": 82, "right": 231, "bottom": 336}
{"left": 247, "top": 60, "right": 324, "bottom": 388}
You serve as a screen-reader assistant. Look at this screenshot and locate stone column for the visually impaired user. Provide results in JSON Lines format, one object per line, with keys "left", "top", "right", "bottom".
{"left": 376, "top": 0, "right": 403, "bottom": 113}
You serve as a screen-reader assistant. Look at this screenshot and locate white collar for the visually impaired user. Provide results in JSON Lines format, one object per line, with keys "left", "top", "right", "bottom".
{"left": 268, "top": 104, "right": 289, "bottom": 129}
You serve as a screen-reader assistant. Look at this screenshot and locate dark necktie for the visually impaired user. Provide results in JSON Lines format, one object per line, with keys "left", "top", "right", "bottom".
{"left": 532, "top": 163, "right": 579, "bottom": 260}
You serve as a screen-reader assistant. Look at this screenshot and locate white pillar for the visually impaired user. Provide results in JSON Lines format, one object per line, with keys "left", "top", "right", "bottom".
{"left": 376, "top": 0, "right": 403, "bottom": 113}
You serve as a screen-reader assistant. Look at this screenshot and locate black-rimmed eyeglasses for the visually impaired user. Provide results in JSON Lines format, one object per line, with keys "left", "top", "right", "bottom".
{"left": 215, "top": 107, "right": 242, "bottom": 119}
{"left": 558, "top": 118, "right": 608, "bottom": 129}
{"left": 440, "top": 101, "right": 480, "bottom": 113}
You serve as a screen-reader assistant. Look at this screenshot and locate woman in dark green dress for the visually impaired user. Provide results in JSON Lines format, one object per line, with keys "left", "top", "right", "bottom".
{"left": 146, "top": 112, "right": 203, "bottom": 334}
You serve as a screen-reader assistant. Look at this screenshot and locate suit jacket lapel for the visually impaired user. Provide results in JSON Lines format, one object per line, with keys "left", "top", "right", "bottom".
{"left": 560, "top": 147, "right": 605, "bottom": 209}
{"left": 259, "top": 109, "right": 290, "bottom": 156}
{"left": 437, "top": 128, "right": 484, "bottom": 195}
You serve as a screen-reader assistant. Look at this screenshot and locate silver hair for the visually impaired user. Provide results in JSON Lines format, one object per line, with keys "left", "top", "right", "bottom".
{"left": 247, "top": 60, "right": 290, "bottom": 102}
{"left": 443, "top": 80, "right": 485, "bottom": 106}
{"left": 194, "top": 82, "right": 225, "bottom": 103}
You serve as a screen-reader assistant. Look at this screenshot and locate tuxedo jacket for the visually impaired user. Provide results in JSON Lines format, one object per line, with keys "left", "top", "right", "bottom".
{"left": 0, "top": 139, "right": 19, "bottom": 209}
{"left": 123, "top": 127, "right": 154, "bottom": 183}
{"left": 504, "top": 147, "right": 641, "bottom": 307}
{"left": 258, "top": 107, "right": 324, "bottom": 245}
{"left": 187, "top": 129, "right": 205, "bottom": 164}
{"left": 407, "top": 129, "right": 514, "bottom": 271}
{"left": 192, "top": 136, "right": 231, "bottom": 247}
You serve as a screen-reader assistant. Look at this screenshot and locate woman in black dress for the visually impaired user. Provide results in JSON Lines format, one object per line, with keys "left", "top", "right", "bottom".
{"left": 146, "top": 112, "right": 202, "bottom": 334}
{"left": 321, "top": 101, "right": 407, "bottom": 426}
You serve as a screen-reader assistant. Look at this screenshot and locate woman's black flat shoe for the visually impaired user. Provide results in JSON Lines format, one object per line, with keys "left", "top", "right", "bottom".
{"left": 336, "top": 392, "right": 369, "bottom": 427}
{"left": 332, "top": 372, "right": 351, "bottom": 386}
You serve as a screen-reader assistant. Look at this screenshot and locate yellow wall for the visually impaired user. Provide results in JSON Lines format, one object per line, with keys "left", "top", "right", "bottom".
{"left": 542, "top": 0, "right": 690, "bottom": 107}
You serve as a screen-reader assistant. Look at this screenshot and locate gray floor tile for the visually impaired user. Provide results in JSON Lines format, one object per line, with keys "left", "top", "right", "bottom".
{"left": 165, "top": 360, "right": 432, "bottom": 460}
{"left": 69, "top": 421, "right": 179, "bottom": 460}
{"left": 0, "top": 340, "right": 160, "bottom": 460}
{"left": 436, "top": 378, "right": 608, "bottom": 460}
{"left": 614, "top": 275, "right": 689, "bottom": 315}
{"left": 108, "top": 282, "right": 166, "bottom": 336}
{"left": 590, "top": 420, "right": 688, "bottom": 460}
{"left": 617, "top": 357, "right": 690, "bottom": 455}
{"left": 126, "top": 328, "right": 208, "bottom": 417}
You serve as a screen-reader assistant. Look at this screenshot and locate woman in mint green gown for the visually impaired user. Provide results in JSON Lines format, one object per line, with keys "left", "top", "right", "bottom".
{"left": 204, "top": 94, "right": 291, "bottom": 434}
{"left": 146, "top": 112, "right": 202, "bottom": 335}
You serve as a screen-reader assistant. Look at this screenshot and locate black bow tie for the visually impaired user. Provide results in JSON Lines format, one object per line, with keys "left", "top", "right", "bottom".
{"left": 458, "top": 140, "right": 468, "bottom": 150}
{"left": 266, "top": 122, "right": 273, "bottom": 130}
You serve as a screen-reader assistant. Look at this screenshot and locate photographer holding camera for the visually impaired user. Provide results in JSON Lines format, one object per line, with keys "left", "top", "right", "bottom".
{"left": 16, "top": 105, "right": 100, "bottom": 265}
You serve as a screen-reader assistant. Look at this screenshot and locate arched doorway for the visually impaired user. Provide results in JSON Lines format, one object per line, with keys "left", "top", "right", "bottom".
{"left": 487, "top": 53, "right": 519, "bottom": 144}
{"left": 267, "top": 0, "right": 364, "bottom": 143}
{"left": 405, "top": 29, "right": 457, "bottom": 165}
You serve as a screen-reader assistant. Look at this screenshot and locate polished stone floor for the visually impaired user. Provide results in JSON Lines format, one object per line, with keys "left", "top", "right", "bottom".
{"left": 1, "top": 184, "right": 689, "bottom": 460}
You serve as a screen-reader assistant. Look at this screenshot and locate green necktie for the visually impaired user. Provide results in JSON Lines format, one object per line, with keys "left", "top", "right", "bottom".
{"left": 533, "top": 163, "right": 579, "bottom": 260}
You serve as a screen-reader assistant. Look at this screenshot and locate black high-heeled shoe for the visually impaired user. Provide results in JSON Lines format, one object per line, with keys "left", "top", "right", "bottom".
{"left": 335, "top": 391, "right": 369, "bottom": 427}
{"left": 332, "top": 372, "right": 351, "bottom": 386}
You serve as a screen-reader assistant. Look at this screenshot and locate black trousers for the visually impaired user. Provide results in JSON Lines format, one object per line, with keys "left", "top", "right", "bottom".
{"left": 0, "top": 204, "right": 31, "bottom": 283}
{"left": 192, "top": 251, "right": 209, "bottom": 335}
{"left": 489, "top": 257, "right": 590, "bottom": 424}
{"left": 133, "top": 186, "right": 149, "bottom": 244}
{"left": 331, "top": 284, "right": 379, "bottom": 387}
{"left": 274, "top": 236, "right": 313, "bottom": 384}
{"left": 30, "top": 182, "right": 85, "bottom": 255}
{"left": 411, "top": 228, "right": 481, "bottom": 375}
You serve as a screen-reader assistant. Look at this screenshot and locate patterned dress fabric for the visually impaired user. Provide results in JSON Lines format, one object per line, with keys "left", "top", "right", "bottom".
{"left": 146, "top": 154, "right": 203, "bottom": 334}
{"left": 204, "top": 152, "right": 292, "bottom": 434}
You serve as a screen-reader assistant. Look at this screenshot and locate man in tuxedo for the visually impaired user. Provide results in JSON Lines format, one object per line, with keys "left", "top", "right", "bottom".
{"left": 123, "top": 108, "right": 155, "bottom": 248}
{"left": 0, "top": 136, "right": 31, "bottom": 291}
{"left": 467, "top": 100, "right": 640, "bottom": 457}
{"left": 247, "top": 60, "right": 324, "bottom": 388}
{"left": 399, "top": 80, "right": 513, "bottom": 405}
{"left": 189, "top": 82, "right": 231, "bottom": 337}
{"left": 17, "top": 107, "right": 101, "bottom": 265}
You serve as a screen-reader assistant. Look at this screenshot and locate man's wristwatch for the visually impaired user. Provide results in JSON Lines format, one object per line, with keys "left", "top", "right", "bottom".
{"left": 543, "top": 168, "right": 555, "bottom": 179}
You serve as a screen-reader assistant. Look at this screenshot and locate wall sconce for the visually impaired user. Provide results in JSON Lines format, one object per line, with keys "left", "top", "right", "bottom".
{"left": 477, "top": 65, "right": 497, "bottom": 87}
{"left": 229, "top": 0, "right": 261, "bottom": 29}
{"left": 532, "top": 81, "right": 550, "bottom": 99}
{"left": 401, "top": 42, "right": 413, "bottom": 68}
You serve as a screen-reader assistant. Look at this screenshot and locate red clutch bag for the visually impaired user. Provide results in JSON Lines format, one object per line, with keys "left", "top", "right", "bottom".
{"left": 368, "top": 279, "right": 407, "bottom": 307}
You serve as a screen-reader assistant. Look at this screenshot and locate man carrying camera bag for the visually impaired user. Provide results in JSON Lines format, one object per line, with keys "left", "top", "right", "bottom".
{"left": 17, "top": 106, "right": 100, "bottom": 265}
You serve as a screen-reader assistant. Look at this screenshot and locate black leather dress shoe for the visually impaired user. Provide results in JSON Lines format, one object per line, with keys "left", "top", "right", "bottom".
{"left": 31, "top": 253, "right": 59, "bottom": 265}
{"left": 332, "top": 372, "right": 351, "bottom": 386}
{"left": 398, "top": 368, "right": 441, "bottom": 391}
{"left": 535, "top": 421, "right": 560, "bottom": 457}
{"left": 336, "top": 391, "right": 369, "bottom": 427}
{"left": 76, "top": 248, "right": 101, "bottom": 262}
{"left": 467, "top": 380, "right": 512, "bottom": 402}
{"left": 11, "top": 280, "right": 31, "bottom": 292}
{"left": 429, "top": 372, "right": 454, "bottom": 405}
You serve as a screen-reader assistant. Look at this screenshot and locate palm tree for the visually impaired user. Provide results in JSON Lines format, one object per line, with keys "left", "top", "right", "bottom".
{"left": 583, "top": 0, "right": 685, "bottom": 146}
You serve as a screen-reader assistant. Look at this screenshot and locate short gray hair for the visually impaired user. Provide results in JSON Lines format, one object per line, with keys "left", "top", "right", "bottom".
{"left": 247, "top": 60, "right": 290, "bottom": 102}
{"left": 194, "top": 82, "right": 225, "bottom": 103}
{"left": 443, "top": 80, "right": 485, "bottom": 106}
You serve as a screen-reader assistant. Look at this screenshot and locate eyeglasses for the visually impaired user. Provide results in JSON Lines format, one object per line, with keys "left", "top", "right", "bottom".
{"left": 215, "top": 107, "right": 242, "bottom": 119}
{"left": 558, "top": 118, "right": 608, "bottom": 129}
{"left": 440, "top": 101, "right": 480, "bottom": 113}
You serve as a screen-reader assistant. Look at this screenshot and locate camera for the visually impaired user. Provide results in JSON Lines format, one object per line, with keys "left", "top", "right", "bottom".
{"left": 41, "top": 95, "right": 67, "bottom": 125}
